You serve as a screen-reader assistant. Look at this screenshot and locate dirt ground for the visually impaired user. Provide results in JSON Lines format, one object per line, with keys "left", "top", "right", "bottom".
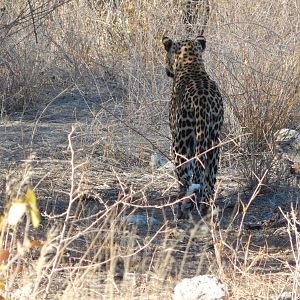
{"left": 1, "top": 80, "right": 300, "bottom": 299}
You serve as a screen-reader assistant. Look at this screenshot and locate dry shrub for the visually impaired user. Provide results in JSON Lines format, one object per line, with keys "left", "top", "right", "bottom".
{"left": 0, "top": 1, "right": 300, "bottom": 299}
{"left": 0, "top": 0, "right": 73, "bottom": 113}
{"left": 0, "top": 44, "right": 48, "bottom": 113}
{"left": 205, "top": 0, "right": 300, "bottom": 187}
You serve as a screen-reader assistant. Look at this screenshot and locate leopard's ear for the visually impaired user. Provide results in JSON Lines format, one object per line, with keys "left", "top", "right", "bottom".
{"left": 162, "top": 36, "right": 173, "bottom": 51}
{"left": 195, "top": 35, "right": 206, "bottom": 51}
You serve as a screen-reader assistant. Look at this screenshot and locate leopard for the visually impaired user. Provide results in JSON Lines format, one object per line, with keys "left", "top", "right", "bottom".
{"left": 162, "top": 35, "right": 224, "bottom": 219}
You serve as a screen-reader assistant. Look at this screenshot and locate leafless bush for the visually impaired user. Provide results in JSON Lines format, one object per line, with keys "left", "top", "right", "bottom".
{"left": 206, "top": 0, "right": 299, "bottom": 187}
{"left": 0, "top": 0, "right": 72, "bottom": 113}
{"left": 0, "top": 0, "right": 299, "bottom": 299}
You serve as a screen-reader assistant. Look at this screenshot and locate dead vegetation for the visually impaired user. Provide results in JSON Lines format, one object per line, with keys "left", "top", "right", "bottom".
{"left": 0, "top": 0, "right": 300, "bottom": 299}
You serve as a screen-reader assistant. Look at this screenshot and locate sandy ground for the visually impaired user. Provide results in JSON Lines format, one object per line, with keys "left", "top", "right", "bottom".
{"left": 1, "top": 80, "right": 300, "bottom": 299}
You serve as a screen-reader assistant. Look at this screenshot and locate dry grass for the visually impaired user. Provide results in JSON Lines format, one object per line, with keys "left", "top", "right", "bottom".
{"left": 0, "top": 0, "right": 300, "bottom": 299}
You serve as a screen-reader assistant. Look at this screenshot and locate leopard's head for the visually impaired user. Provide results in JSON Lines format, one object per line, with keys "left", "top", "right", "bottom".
{"left": 162, "top": 35, "right": 206, "bottom": 78}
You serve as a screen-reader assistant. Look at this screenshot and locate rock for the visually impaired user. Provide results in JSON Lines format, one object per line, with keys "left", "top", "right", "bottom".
{"left": 275, "top": 128, "right": 300, "bottom": 184}
{"left": 275, "top": 128, "right": 300, "bottom": 162}
{"left": 278, "top": 291, "right": 293, "bottom": 300}
{"left": 173, "top": 275, "right": 228, "bottom": 300}
{"left": 121, "top": 214, "right": 159, "bottom": 227}
{"left": 150, "top": 152, "right": 174, "bottom": 170}
{"left": 10, "top": 283, "right": 33, "bottom": 299}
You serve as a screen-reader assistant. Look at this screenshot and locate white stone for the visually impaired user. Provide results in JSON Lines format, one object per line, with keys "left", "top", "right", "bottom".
{"left": 150, "top": 152, "right": 174, "bottom": 171}
{"left": 278, "top": 291, "right": 293, "bottom": 300}
{"left": 173, "top": 275, "right": 228, "bottom": 300}
{"left": 122, "top": 214, "right": 159, "bottom": 226}
{"left": 150, "top": 152, "right": 169, "bottom": 168}
{"left": 275, "top": 128, "right": 300, "bottom": 162}
{"left": 275, "top": 128, "right": 300, "bottom": 142}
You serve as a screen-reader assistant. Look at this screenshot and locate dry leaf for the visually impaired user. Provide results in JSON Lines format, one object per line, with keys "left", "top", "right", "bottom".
{"left": 0, "top": 250, "right": 9, "bottom": 262}
{"left": 29, "top": 239, "right": 43, "bottom": 249}
{"left": 7, "top": 203, "right": 26, "bottom": 226}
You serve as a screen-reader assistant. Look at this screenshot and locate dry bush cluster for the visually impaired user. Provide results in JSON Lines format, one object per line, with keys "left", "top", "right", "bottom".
{"left": 0, "top": 0, "right": 299, "bottom": 299}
